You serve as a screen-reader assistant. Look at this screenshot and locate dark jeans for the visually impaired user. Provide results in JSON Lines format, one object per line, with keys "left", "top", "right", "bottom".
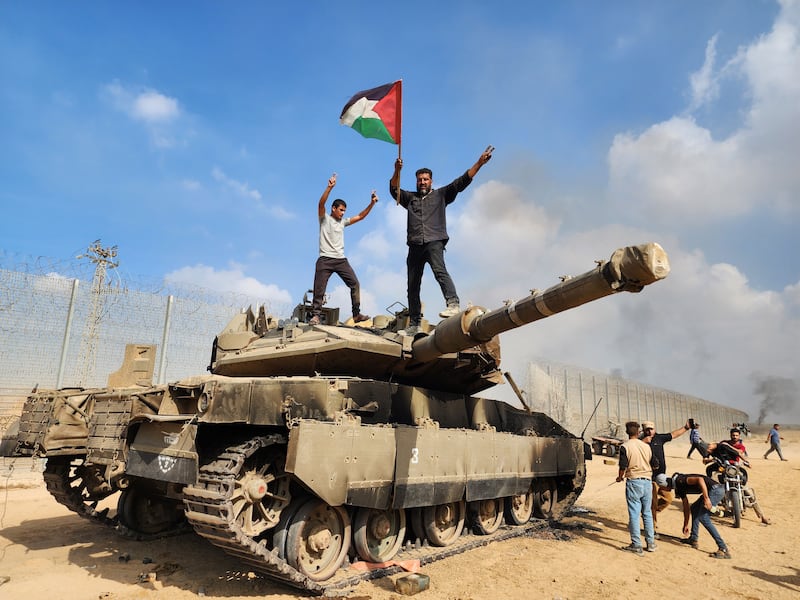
{"left": 406, "top": 240, "right": 459, "bottom": 323}
{"left": 313, "top": 256, "right": 360, "bottom": 317}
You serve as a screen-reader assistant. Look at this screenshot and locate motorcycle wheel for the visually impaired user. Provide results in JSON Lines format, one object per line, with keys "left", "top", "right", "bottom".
{"left": 731, "top": 491, "right": 742, "bottom": 528}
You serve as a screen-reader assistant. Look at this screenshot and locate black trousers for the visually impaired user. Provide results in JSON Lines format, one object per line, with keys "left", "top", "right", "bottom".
{"left": 313, "top": 256, "right": 360, "bottom": 317}
{"left": 406, "top": 240, "right": 459, "bottom": 323}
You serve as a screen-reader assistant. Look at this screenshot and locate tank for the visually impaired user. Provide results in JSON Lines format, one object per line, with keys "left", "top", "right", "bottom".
{"left": 15, "top": 242, "right": 669, "bottom": 594}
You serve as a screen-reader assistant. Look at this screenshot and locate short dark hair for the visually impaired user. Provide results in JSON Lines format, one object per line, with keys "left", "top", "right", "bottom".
{"left": 625, "top": 421, "right": 640, "bottom": 436}
{"left": 332, "top": 199, "right": 346, "bottom": 209}
{"left": 415, "top": 168, "right": 432, "bottom": 178}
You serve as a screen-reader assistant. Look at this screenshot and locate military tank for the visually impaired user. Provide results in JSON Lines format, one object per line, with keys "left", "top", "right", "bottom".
{"left": 15, "top": 242, "right": 669, "bottom": 594}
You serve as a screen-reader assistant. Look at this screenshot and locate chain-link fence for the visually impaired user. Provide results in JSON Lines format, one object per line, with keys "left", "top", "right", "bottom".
{"left": 526, "top": 360, "right": 748, "bottom": 444}
{"left": 0, "top": 250, "right": 290, "bottom": 395}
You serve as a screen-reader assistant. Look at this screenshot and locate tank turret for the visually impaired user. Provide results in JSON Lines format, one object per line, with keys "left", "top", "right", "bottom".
{"left": 210, "top": 242, "right": 669, "bottom": 394}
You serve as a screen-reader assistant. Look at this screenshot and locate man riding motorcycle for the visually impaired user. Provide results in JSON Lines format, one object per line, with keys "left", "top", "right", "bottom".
{"left": 705, "top": 428, "right": 770, "bottom": 525}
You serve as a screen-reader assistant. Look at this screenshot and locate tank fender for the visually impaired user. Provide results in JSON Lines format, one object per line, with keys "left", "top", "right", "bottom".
{"left": 126, "top": 419, "right": 199, "bottom": 485}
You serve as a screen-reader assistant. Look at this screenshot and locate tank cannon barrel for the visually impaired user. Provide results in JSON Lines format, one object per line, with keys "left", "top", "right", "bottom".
{"left": 411, "top": 242, "right": 669, "bottom": 362}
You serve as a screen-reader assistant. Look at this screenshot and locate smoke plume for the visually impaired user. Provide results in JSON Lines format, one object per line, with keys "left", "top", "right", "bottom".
{"left": 751, "top": 374, "right": 798, "bottom": 425}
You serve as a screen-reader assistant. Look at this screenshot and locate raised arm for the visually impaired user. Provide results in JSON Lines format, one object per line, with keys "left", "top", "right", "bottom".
{"left": 318, "top": 173, "right": 337, "bottom": 218}
{"left": 670, "top": 420, "right": 691, "bottom": 440}
{"left": 390, "top": 158, "right": 402, "bottom": 199}
{"left": 348, "top": 190, "right": 378, "bottom": 225}
{"left": 466, "top": 145, "right": 494, "bottom": 179}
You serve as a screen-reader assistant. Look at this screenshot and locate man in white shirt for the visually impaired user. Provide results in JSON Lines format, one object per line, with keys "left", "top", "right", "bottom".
{"left": 310, "top": 173, "right": 377, "bottom": 325}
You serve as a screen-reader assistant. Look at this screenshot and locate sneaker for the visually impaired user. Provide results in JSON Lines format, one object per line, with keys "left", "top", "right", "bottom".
{"left": 438, "top": 304, "right": 461, "bottom": 318}
{"left": 680, "top": 537, "right": 699, "bottom": 549}
{"left": 646, "top": 542, "right": 658, "bottom": 552}
{"left": 353, "top": 313, "right": 370, "bottom": 323}
{"left": 710, "top": 549, "right": 731, "bottom": 559}
{"left": 309, "top": 315, "right": 320, "bottom": 325}
{"left": 404, "top": 324, "right": 420, "bottom": 336}
{"left": 621, "top": 544, "right": 643, "bottom": 556}
{"left": 653, "top": 532, "right": 660, "bottom": 540}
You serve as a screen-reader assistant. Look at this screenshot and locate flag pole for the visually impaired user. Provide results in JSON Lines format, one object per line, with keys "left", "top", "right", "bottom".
{"left": 396, "top": 79, "right": 402, "bottom": 161}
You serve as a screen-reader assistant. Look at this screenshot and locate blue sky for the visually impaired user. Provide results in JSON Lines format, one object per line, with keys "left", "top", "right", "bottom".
{"left": 2, "top": 1, "right": 799, "bottom": 423}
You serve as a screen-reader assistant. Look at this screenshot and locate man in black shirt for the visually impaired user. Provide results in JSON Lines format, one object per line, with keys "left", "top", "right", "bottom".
{"left": 641, "top": 420, "right": 690, "bottom": 532}
{"left": 655, "top": 472, "right": 731, "bottom": 559}
{"left": 389, "top": 146, "right": 494, "bottom": 333}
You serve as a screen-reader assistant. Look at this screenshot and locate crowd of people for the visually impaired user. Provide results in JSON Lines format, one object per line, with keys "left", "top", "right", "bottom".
{"left": 615, "top": 419, "right": 786, "bottom": 559}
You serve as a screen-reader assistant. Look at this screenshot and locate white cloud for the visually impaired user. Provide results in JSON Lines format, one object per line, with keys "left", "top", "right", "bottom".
{"left": 181, "top": 179, "right": 202, "bottom": 191}
{"left": 132, "top": 90, "right": 179, "bottom": 123}
{"left": 211, "top": 166, "right": 262, "bottom": 202}
{"left": 687, "top": 34, "right": 720, "bottom": 111}
{"left": 164, "top": 263, "right": 292, "bottom": 307}
{"left": 103, "top": 81, "right": 180, "bottom": 124}
{"left": 607, "top": 2, "right": 800, "bottom": 222}
{"left": 102, "top": 80, "right": 182, "bottom": 147}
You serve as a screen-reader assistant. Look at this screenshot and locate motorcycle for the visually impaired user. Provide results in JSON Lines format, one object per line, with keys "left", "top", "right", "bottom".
{"left": 705, "top": 454, "right": 748, "bottom": 528}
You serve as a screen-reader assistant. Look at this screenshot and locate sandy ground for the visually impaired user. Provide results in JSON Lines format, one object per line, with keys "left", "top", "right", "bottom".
{"left": 1, "top": 428, "right": 798, "bottom": 600}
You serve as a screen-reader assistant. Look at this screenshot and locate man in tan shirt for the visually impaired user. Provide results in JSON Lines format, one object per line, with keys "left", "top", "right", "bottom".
{"left": 616, "top": 421, "right": 656, "bottom": 555}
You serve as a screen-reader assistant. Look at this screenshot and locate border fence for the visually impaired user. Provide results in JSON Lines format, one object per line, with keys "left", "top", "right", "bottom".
{"left": 525, "top": 360, "right": 748, "bottom": 444}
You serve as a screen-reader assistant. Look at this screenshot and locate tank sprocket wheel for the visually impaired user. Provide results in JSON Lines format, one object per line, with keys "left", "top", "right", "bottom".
{"left": 285, "top": 498, "right": 352, "bottom": 581}
{"left": 532, "top": 478, "right": 558, "bottom": 520}
{"left": 230, "top": 453, "right": 291, "bottom": 538}
{"left": 117, "top": 487, "right": 186, "bottom": 536}
{"left": 43, "top": 456, "right": 116, "bottom": 526}
{"left": 422, "top": 500, "right": 466, "bottom": 547}
{"left": 505, "top": 489, "right": 534, "bottom": 525}
{"left": 469, "top": 498, "right": 504, "bottom": 535}
{"left": 353, "top": 508, "right": 406, "bottom": 563}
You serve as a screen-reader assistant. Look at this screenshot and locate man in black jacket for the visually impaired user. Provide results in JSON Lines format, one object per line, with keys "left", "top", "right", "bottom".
{"left": 389, "top": 146, "right": 493, "bottom": 333}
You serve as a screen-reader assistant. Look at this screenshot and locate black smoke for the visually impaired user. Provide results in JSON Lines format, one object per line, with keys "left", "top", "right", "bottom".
{"left": 751, "top": 374, "right": 798, "bottom": 425}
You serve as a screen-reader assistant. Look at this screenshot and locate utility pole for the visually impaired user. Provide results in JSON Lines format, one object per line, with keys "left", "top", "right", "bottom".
{"left": 76, "top": 240, "right": 119, "bottom": 386}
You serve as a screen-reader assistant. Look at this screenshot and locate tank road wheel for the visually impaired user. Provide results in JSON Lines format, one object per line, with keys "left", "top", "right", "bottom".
{"left": 422, "top": 500, "right": 466, "bottom": 547}
{"left": 285, "top": 499, "right": 352, "bottom": 581}
{"left": 353, "top": 508, "right": 406, "bottom": 562}
{"left": 505, "top": 489, "right": 534, "bottom": 525}
{"left": 603, "top": 444, "right": 617, "bottom": 458}
{"left": 117, "top": 487, "right": 185, "bottom": 535}
{"left": 592, "top": 441, "right": 603, "bottom": 455}
{"left": 532, "top": 479, "right": 558, "bottom": 520}
{"left": 231, "top": 456, "right": 291, "bottom": 538}
{"left": 272, "top": 496, "right": 308, "bottom": 558}
{"left": 43, "top": 456, "right": 114, "bottom": 524}
{"left": 469, "top": 499, "right": 505, "bottom": 535}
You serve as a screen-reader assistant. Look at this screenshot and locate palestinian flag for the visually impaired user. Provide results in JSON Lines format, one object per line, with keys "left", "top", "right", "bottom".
{"left": 340, "top": 80, "right": 401, "bottom": 144}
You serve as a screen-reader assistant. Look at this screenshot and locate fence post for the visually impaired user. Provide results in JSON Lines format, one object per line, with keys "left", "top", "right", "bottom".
{"left": 56, "top": 279, "right": 79, "bottom": 389}
{"left": 157, "top": 295, "right": 174, "bottom": 384}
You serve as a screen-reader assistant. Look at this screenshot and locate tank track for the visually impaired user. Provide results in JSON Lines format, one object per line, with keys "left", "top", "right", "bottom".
{"left": 42, "top": 457, "right": 117, "bottom": 527}
{"left": 43, "top": 456, "right": 190, "bottom": 542}
{"left": 183, "top": 436, "right": 582, "bottom": 597}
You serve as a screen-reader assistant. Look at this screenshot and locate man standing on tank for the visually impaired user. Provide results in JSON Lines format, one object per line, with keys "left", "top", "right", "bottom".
{"left": 389, "top": 146, "right": 494, "bottom": 334}
{"left": 641, "top": 419, "right": 690, "bottom": 534}
{"left": 310, "top": 173, "right": 376, "bottom": 326}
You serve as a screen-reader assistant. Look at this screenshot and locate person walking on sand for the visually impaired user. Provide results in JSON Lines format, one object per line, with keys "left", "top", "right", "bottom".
{"left": 764, "top": 424, "right": 787, "bottom": 461}
{"left": 687, "top": 422, "right": 704, "bottom": 458}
